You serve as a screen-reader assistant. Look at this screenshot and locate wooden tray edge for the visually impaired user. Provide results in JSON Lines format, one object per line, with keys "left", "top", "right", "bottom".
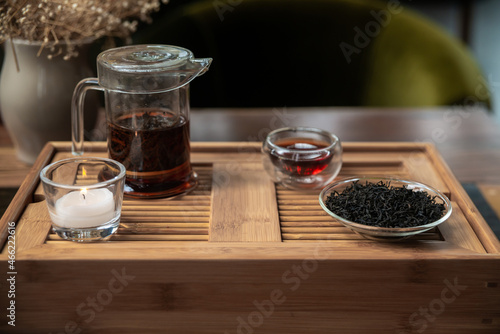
{"left": 0, "top": 142, "right": 57, "bottom": 248}
{"left": 423, "top": 143, "right": 500, "bottom": 253}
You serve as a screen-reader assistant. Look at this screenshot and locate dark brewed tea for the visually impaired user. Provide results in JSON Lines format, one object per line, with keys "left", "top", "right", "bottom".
{"left": 270, "top": 137, "right": 333, "bottom": 176}
{"left": 107, "top": 109, "right": 196, "bottom": 198}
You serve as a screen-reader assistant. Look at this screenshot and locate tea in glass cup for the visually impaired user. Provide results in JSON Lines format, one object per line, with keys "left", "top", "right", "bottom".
{"left": 262, "top": 127, "right": 342, "bottom": 189}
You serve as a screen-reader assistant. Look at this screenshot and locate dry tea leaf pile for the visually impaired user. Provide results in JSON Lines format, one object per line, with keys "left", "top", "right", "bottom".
{"left": 324, "top": 181, "right": 446, "bottom": 228}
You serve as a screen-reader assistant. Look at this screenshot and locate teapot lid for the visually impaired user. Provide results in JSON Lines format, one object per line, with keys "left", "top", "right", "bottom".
{"left": 97, "top": 45, "right": 211, "bottom": 92}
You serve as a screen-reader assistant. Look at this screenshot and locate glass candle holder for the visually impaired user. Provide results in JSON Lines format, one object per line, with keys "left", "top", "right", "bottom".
{"left": 40, "top": 157, "right": 126, "bottom": 242}
{"left": 262, "top": 127, "right": 342, "bottom": 190}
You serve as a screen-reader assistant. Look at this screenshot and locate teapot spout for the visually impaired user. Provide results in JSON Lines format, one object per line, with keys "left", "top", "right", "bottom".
{"left": 191, "top": 58, "right": 212, "bottom": 77}
{"left": 171, "top": 57, "right": 212, "bottom": 91}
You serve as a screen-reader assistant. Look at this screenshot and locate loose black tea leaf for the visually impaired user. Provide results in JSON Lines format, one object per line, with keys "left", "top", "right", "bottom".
{"left": 324, "top": 181, "right": 446, "bottom": 228}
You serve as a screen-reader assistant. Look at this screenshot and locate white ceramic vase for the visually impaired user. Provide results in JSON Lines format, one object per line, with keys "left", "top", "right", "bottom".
{"left": 0, "top": 39, "right": 98, "bottom": 164}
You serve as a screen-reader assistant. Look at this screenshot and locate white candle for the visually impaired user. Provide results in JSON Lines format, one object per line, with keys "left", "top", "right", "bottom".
{"left": 51, "top": 188, "right": 116, "bottom": 228}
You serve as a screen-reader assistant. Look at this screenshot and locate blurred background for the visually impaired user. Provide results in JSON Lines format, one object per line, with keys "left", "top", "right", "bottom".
{"left": 128, "top": 0, "right": 500, "bottom": 120}
{"left": 402, "top": 0, "right": 500, "bottom": 122}
{"left": 1, "top": 0, "right": 498, "bottom": 116}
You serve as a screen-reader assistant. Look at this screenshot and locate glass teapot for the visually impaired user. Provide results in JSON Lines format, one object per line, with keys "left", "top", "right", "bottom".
{"left": 71, "top": 45, "right": 212, "bottom": 198}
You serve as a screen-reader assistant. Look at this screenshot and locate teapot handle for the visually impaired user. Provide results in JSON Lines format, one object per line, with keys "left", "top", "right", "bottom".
{"left": 71, "top": 78, "right": 104, "bottom": 155}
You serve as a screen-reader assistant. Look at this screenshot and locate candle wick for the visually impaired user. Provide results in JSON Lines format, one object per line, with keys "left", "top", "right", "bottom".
{"left": 82, "top": 193, "right": 86, "bottom": 200}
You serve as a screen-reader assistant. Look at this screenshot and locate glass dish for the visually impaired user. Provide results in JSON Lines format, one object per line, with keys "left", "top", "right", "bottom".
{"left": 319, "top": 176, "right": 452, "bottom": 241}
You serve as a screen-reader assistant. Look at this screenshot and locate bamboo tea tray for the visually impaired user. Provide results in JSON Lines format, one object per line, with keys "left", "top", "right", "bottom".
{"left": 1, "top": 141, "right": 499, "bottom": 334}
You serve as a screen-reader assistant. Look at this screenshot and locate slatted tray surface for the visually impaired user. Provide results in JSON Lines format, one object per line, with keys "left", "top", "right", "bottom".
{"left": 46, "top": 147, "right": 442, "bottom": 244}
{"left": 45, "top": 161, "right": 445, "bottom": 243}
{"left": 1, "top": 142, "right": 499, "bottom": 334}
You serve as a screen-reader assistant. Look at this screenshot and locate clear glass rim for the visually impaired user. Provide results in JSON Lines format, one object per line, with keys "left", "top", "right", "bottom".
{"left": 265, "top": 127, "right": 339, "bottom": 153}
{"left": 97, "top": 44, "right": 192, "bottom": 73}
{"left": 319, "top": 176, "right": 453, "bottom": 233}
{"left": 40, "top": 157, "right": 126, "bottom": 190}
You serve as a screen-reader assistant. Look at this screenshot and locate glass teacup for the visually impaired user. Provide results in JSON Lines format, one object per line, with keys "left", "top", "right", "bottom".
{"left": 262, "top": 127, "right": 342, "bottom": 190}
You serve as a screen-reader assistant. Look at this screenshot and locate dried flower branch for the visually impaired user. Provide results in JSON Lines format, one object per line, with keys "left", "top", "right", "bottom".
{"left": 0, "top": 0, "right": 169, "bottom": 60}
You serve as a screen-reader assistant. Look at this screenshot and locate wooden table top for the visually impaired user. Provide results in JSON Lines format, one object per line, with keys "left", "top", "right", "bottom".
{"left": 1, "top": 106, "right": 500, "bottom": 186}
{"left": 190, "top": 107, "right": 500, "bottom": 184}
